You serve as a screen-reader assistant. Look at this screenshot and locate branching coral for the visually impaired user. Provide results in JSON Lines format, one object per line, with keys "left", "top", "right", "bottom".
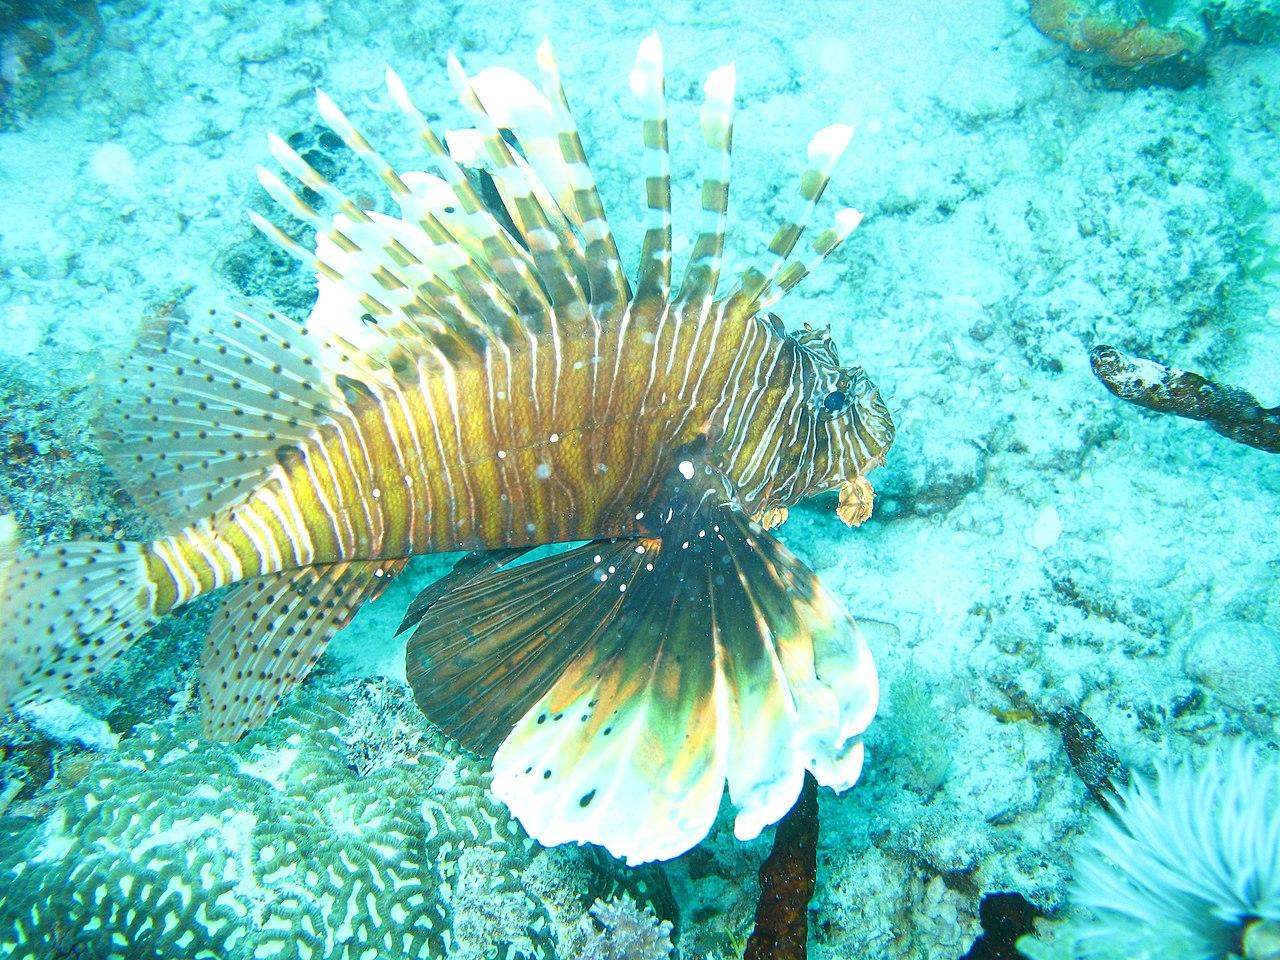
{"left": 575, "top": 893, "right": 674, "bottom": 960}
{"left": 0, "top": 681, "right": 674, "bottom": 959}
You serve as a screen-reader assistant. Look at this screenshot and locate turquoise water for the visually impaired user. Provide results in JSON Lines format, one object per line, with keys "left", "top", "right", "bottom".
{"left": 0, "top": 1, "right": 1277, "bottom": 958}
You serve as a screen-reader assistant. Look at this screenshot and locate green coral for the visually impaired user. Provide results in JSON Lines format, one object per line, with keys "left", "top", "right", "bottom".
{"left": 883, "top": 662, "right": 953, "bottom": 796}
{"left": 0, "top": 680, "right": 673, "bottom": 959}
{"left": 1202, "top": 0, "right": 1280, "bottom": 42}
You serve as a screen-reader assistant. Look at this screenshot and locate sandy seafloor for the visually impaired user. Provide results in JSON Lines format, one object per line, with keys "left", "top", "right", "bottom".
{"left": 0, "top": 0, "right": 1278, "bottom": 958}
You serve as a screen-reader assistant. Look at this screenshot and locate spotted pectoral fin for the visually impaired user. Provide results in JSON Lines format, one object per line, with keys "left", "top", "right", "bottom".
{"left": 405, "top": 494, "right": 882, "bottom": 865}
{"left": 200, "top": 557, "right": 407, "bottom": 741}
{"left": 396, "top": 547, "right": 532, "bottom": 638}
{"left": 403, "top": 538, "right": 648, "bottom": 756}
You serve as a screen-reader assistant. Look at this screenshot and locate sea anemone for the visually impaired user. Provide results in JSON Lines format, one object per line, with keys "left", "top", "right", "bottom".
{"left": 1073, "top": 741, "right": 1280, "bottom": 959}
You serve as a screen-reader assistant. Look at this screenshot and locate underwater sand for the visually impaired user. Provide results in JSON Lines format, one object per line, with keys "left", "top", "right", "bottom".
{"left": 0, "top": 0, "right": 1277, "bottom": 957}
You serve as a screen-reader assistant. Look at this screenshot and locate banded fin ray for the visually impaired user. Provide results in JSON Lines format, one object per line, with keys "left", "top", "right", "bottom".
{"left": 629, "top": 32, "right": 672, "bottom": 307}
{"left": 201, "top": 557, "right": 408, "bottom": 741}
{"left": 312, "top": 93, "right": 534, "bottom": 349}
{"left": 404, "top": 471, "right": 882, "bottom": 865}
{"left": 257, "top": 133, "right": 522, "bottom": 366}
{"left": 730, "top": 124, "right": 862, "bottom": 313}
{"left": 676, "top": 62, "right": 736, "bottom": 306}
{"left": 382, "top": 67, "right": 560, "bottom": 337}
{"left": 448, "top": 54, "right": 593, "bottom": 330}
{"left": 461, "top": 41, "right": 631, "bottom": 315}
{"left": 98, "top": 300, "right": 346, "bottom": 529}
{"left": 252, "top": 82, "right": 563, "bottom": 364}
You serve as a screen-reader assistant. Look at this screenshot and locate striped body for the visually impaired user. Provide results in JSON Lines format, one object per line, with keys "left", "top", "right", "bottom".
{"left": 145, "top": 299, "right": 834, "bottom": 611}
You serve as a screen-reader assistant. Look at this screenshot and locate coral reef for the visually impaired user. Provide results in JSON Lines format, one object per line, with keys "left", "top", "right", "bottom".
{"left": 0, "top": 1, "right": 101, "bottom": 129}
{"left": 1202, "top": 0, "right": 1280, "bottom": 41}
{"left": 1029, "top": 0, "right": 1208, "bottom": 87}
{"left": 1090, "top": 345, "right": 1280, "bottom": 452}
{"left": 0, "top": 357, "right": 139, "bottom": 544}
{"left": 1029, "top": 0, "right": 1280, "bottom": 87}
{"left": 0, "top": 680, "right": 674, "bottom": 959}
{"left": 573, "top": 894, "right": 674, "bottom": 960}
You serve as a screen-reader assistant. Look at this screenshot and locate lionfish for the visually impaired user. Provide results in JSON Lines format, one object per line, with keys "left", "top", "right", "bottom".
{"left": 0, "top": 34, "right": 895, "bottom": 865}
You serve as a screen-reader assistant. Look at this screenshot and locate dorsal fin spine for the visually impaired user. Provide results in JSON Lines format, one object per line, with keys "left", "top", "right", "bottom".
{"left": 314, "top": 90, "right": 412, "bottom": 199}
{"left": 268, "top": 133, "right": 372, "bottom": 226}
{"left": 535, "top": 39, "right": 630, "bottom": 314}
{"left": 312, "top": 88, "right": 532, "bottom": 344}
{"left": 448, "top": 54, "right": 591, "bottom": 325}
{"left": 730, "top": 124, "right": 856, "bottom": 313}
{"left": 677, "top": 63, "right": 736, "bottom": 307}
{"left": 385, "top": 67, "right": 557, "bottom": 335}
{"left": 630, "top": 32, "right": 672, "bottom": 305}
{"left": 756, "top": 207, "right": 863, "bottom": 311}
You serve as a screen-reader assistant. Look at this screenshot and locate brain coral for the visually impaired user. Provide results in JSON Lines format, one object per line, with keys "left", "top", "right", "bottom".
{"left": 0, "top": 680, "right": 673, "bottom": 959}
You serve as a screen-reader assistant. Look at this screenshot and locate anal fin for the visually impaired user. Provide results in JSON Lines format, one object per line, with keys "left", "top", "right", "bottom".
{"left": 200, "top": 557, "right": 407, "bottom": 740}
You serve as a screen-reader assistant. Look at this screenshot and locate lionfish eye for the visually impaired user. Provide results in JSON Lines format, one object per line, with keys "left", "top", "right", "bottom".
{"left": 823, "top": 390, "right": 846, "bottom": 412}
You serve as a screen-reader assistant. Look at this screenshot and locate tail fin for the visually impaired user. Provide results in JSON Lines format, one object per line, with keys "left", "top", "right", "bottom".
{"left": 0, "top": 526, "right": 157, "bottom": 711}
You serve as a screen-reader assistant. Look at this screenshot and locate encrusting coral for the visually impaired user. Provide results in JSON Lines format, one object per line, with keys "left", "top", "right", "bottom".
{"left": 1030, "top": 0, "right": 1203, "bottom": 65}
{"left": 1029, "top": 0, "right": 1207, "bottom": 86}
{"left": 0, "top": 680, "right": 674, "bottom": 959}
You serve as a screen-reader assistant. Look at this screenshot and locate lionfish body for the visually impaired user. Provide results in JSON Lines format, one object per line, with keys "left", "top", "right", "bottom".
{"left": 0, "top": 36, "right": 894, "bottom": 864}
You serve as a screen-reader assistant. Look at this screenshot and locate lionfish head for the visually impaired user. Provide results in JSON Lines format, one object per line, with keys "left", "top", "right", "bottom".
{"left": 786, "top": 323, "right": 894, "bottom": 513}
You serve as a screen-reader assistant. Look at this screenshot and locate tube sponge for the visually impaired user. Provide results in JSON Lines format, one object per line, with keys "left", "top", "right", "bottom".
{"left": 1073, "top": 741, "right": 1280, "bottom": 959}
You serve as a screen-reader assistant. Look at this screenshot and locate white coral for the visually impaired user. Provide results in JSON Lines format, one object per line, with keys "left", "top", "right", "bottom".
{"left": 577, "top": 893, "right": 674, "bottom": 960}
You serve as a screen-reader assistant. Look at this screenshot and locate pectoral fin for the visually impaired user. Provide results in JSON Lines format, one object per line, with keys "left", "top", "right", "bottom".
{"left": 405, "top": 494, "right": 882, "bottom": 865}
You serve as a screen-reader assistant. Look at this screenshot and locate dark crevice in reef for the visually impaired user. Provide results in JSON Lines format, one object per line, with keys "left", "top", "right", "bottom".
{"left": 959, "top": 892, "right": 1043, "bottom": 960}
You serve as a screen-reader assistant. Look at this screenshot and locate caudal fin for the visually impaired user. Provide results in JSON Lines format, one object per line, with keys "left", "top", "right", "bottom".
{"left": 0, "top": 523, "right": 157, "bottom": 711}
